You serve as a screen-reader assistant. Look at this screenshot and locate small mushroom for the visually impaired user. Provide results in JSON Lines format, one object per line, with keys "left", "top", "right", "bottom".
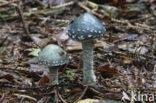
{"left": 38, "top": 44, "right": 68, "bottom": 85}
{"left": 68, "top": 13, "right": 106, "bottom": 85}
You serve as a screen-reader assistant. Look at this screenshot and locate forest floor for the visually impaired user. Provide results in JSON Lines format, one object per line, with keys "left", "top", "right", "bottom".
{"left": 0, "top": 0, "right": 156, "bottom": 103}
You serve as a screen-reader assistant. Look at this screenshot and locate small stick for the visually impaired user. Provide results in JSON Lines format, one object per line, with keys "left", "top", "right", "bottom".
{"left": 16, "top": 1, "right": 40, "bottom": 47}
{"left": 0, "top": 63, "right": 43, "bottom": 73}
{"left": 16, "top": 1, "right": 29, "bottom": 35}
{"left": 77, "top": 2, "right": 104, "bottom": 19}
{"left": 51, "top": 1, "right": 74, "bottom": 9}
{"left": 34, "top": 0, "right": 45, "bottom": 7}
{"left": 54, "top": 87, "right": 59, "bottom": 103}
{"left": 0, "top": 36, "right": 8, "bottom": 47}
{"left": 13, "top": 93, "right": 37, "bottom": 101}
{"left": 88, "top": 87, "right": 104, "bottom": 97}
{"left": 111, "top": 18, "right": 155, "bottom": 34}
{"left": 0, "top": 0, "right": 20, "bottom": 7}
{"left": 58, "top": 91, "right": 67, "bottom": 103}
{"left": 74, "top": 85, "right": 88, "bottom": 103}
{"left": 0, "top": 93, "right": 5, "bottom": 103}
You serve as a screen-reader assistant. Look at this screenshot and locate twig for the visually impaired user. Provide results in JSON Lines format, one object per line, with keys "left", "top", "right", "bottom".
{"left": 77, "top": 2, "right": 104, "bottom": 19}
{"left": 130, "top": 15, "right": 151, "bottom": 23}
{"left": 0, "top": 36, "right": 8, "bottom": 47}
{"left": 16, "top": 1, "right": 40, "bottom": 47}
{"left": 54, "top": 87, "right": 59, "bottom": 103}
{"left": 51, "top": 1, "right": 74, "bottom": 9}
{"left": 0, "top": 62, "right": 43, "bottom": 73}
{"left": 34, "top": 0, "right": 45, "bottom": 7}
{"left": 112, "top": 50, "right": 156, "bottom": 60}
{"left": 0, "top": 93, "right": 5, "bottom": 103}
{"left": 111, "top": 18, "right": 156, "bottom": 34}
{"left": 0, "top": 0, "right": 20, "bottom": 7}
{"left": 74, "top": 85, "right": 88, "bottom": 103}
{"left": 16, "top": 1, "right": 29, "bottom": 35}
{"left": 13, "top": 93, "right": 37, "bottom": 101}
{"left": 58, "top": 91, "right": 67, "bottom": 103}
{"left": 87, "top": 87, "right": 104, "bottom": 97}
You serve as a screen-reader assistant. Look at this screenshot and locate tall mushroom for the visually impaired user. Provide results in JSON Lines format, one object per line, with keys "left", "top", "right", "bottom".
{"left": 38, "top": 44, "right": 68, "bottom": 85}
{"left": 68, "top": 13, "right": 106, "bottom": 85}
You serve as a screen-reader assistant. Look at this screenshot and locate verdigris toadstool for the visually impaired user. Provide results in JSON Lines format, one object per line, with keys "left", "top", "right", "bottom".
{"left": 38, "top": 44, "right": 68, "bottom": 85}
{"left": 68, "top": 13, "right": 106, "bottom": 85}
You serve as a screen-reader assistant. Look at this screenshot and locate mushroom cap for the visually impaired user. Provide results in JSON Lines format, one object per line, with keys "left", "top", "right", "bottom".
{"left": 38, "top": 44, "right": 68, "bottom": 67}
{"left": 68, "top": 13, "right": 106, "bottom": 41}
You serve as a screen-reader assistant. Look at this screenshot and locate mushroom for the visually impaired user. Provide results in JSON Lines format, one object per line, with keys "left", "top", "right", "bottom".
{"left": 38, "top": 44, "right": 68, "bottom": 85}
{"left": 68, "top": 13, "right": 106, "bottom": 85}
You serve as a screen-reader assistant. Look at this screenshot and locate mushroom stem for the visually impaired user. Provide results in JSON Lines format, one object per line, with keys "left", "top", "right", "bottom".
{"left": 49, "top": 67, "right": 59, "bottom": 85}
{"left": 82, "top": 39, "right": 96, "bottom": 84}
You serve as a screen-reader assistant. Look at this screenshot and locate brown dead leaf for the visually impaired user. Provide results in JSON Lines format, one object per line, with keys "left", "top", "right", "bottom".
{"left": 31, "top": 36, "right": 51, "bottom": 48}
{"left": 66, "top": 88, "right": 82, "bottom": 94}
{"left": 39, "top": 75, "right": 49, "bottom": 86}
{"left": 99, "top": 64, "right": 118, "bottom": 78}
{"left": 113, "top": 0, "right": 126, "bottom": 8}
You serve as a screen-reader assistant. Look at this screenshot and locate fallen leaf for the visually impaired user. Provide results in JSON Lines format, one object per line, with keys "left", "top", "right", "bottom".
{"left": 113, "top": 0, "right": 126, "bottom": 8}
{"left": 29, "top": 48, "right": 41, "bottom": 57}
{"left": 67, "top": 88, "right": 82, "bottom": 94}
{"left": 99, "top": 65, "right": 118, "bottom": 78}
{"left": 39, "top": 75, "right": 49, "bottom": 86}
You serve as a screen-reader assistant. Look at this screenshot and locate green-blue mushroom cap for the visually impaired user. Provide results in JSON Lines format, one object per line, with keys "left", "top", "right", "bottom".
{"left": 38, "top": 44, "right": 68, "bottom": 67}
{"left": 68, "top": 13, "right": 106, "bottom": 41}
